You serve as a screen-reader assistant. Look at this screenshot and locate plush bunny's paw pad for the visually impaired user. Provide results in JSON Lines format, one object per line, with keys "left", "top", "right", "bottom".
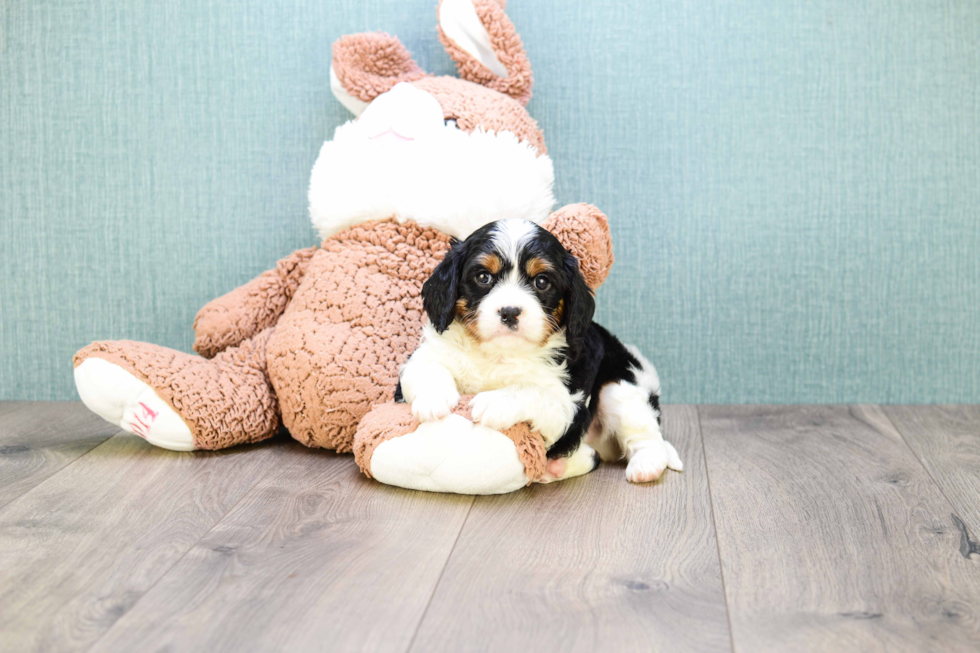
{"left": 74, "top": 358, "right": 195, "bottom": 451}
{"left": 410, "top": 391, "right": 460, "bottom": 423}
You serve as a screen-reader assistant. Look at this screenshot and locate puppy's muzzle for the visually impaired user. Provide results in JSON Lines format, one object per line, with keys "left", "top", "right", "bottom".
{"left": 498, "top": 306, "right": 522, "bottom": 330}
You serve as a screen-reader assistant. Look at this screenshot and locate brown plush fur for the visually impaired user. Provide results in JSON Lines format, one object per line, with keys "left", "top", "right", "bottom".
{"left": 544, "top": 203, "right": 615, "bottom": 290}
{"left": 410, "top": 76, "right": 546, "bottom": 156}
{"left": 192, "top": 247, "right": 319, "bottom": 359}
{"left": 73, "top": 210, "right": 611, "bottom": 462}
{"left": 436, "top": 0, "right": 533, "bottom": 105}
{"left": 73, "top": 1, "right": 615, "bottom": 486}
{"left": 267, "top": 220, "right": 452, "bottom": 451}
{"left": 331, "top": 32, "right": 428, "bottom": 103}
{"left": 74, "top": 329, "right": 279, "bottom": 450}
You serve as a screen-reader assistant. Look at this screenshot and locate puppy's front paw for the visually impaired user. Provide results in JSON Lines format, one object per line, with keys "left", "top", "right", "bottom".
{"left": 470, "top": 389, "right": 522, "bottom": 432}
{"left": 411, "top": 390, "right": 460, "bottom": 422}
{"left": 626, "top": 441, "right": 684, "bottom": 483}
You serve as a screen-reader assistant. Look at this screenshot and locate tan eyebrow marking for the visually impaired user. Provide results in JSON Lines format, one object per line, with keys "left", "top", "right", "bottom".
{"left": 526, "top": 257, "right": 553, "bottom": 277}
{"left": 476, "top": 253, "right": 502, "bottom": 275}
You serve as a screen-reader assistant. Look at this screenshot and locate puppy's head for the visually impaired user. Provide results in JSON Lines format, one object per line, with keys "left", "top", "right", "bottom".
{"left": 422, "top": 220, "right": 595, "bottom": 356}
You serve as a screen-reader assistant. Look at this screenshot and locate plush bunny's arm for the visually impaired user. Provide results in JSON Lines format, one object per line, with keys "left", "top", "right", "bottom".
{"left": 193, "top": 247, "right": 319, "bottom": 358}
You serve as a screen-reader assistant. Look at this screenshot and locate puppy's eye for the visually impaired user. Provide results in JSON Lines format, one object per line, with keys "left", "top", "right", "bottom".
{"left": 533, "top": 275, "right": 551, "bottom": 291}
{"left": 475, "top": 271, "right": 492, "bottom": 286}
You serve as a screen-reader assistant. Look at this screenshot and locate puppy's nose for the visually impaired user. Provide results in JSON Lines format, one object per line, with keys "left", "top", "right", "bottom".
{"left": 499, "top": 306, "right": 522, "bottom": 329}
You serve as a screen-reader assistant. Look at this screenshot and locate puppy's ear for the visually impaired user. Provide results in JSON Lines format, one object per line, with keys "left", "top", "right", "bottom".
{"left": 562, "top": 254, "right": 595, "bottom": 360}
{"left": 422, "top": 240, "right": 465, "bottom": 333}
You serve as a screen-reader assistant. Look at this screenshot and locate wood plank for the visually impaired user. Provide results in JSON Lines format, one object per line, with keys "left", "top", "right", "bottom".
{"left": 0, "top": 401, "right": 21, "bottom": 418}
{"left": 883, "top": 405, "right": 980, "bottom": 537}
{"left": 409, "top": 405, "right": 732, "bottom": 653}
{"left": 0, "top": 432, "right": 287, "bottom": 653}
{"left": 0, "top": 402, "right": 116, "bottom": 509}
{"left": 88, "top": 449, "right": 475, "bottom": 653}
{"left": 699, "top": 405, "right": 980, "bottom": 653}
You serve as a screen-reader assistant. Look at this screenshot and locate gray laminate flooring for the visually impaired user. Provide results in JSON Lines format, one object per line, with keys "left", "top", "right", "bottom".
{"left": 0, "top": 402, "right": 978, "bottom": 652}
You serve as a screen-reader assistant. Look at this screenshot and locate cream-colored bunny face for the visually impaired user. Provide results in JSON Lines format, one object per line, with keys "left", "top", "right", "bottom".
{"left": 329, "top": 0, "right": 542, "bottom": 151}
{"left": 354, "top": 83, "right": 446, "bottom": 144}
{"left": 308, "top": 82, "right": 554, "bottom": 242}
{"left": 313, "top": 1, "right": 555, "bottom": 243}
{"left": 331, "top": 0, "right": 532, "bottom": 106}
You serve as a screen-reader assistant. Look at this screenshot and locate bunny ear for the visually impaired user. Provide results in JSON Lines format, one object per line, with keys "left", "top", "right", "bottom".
{"left": 330, "top": 32, "right": 428, "bottom": 115}
{"left": 437, "top": 0, "right": 533, "bottom": 105}
{"left": 543, "top": 204, "right": 614, "bottom": 290}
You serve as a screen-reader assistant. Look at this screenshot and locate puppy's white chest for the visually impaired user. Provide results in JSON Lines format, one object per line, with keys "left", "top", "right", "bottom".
{"left": 453, "top": 349, "right": 566, "bottom": 394}
{"left": 414, "top": 323, "right": 571, "bottom": 395}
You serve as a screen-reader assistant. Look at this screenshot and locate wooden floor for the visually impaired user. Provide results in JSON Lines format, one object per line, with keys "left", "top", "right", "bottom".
{"left": 1, "top": 403, "right": 979, "bottom": 652}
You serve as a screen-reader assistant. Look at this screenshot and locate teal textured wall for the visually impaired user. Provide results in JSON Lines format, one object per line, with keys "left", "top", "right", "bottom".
{"left": 2, "top": 0, "right": 979, "bottom": 403}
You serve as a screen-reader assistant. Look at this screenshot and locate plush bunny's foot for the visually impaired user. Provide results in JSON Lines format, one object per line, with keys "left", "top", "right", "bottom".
{"left": 74, "top": 357, "right": 195, "bottom": 451}
{"left": 538, "top": 443, "right": 601, "bottom": 484}
{"left": 355, "top": 398, "right": 552, "bottom": 494}
{"left": 74, "top": 335, "right": 280, "bottom": 451}
{"left": 368, "top": 415, "right": 531, "bottom": 494}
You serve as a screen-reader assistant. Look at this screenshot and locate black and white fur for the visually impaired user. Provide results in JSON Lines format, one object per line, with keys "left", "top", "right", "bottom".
{"left": 396, "top": 219, "right": 683, "bottom": 483}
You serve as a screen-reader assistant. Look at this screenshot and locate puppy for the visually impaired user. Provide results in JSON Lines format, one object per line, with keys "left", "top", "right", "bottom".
{"left": 396, "top": 219, "right": 683, "bottom": 483}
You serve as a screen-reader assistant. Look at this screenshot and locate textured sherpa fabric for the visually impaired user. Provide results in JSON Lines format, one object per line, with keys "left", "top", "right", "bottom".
{"left": 193, "top": 247, "right": 319, "bottom": 359}
{"left": 329, "top": 14, "right": 544, "bottom": 154}
{"left": 437, "top": 0, "right": 534, "bottom": 105}
{"left": 73, "top": 211, "right": 612, "bottom": 456}
{"left": 411, "top": 76, "right": 545, "bottom": 155}
{"left": 72, "top": 2, "right": 617, "bottom": 492}
{"left": 267, "top": 219, "right": 452, "bottom": 452}
{"left": 542, "top": 204, "right": 615, "bottom": 290}
{"left": 353, "top": 400, "right": 420, "bottom": 476}
{"left": 354, "top": 395, "right": 548, "bottom": 484}
{"left": 331, "top": 32, "right": 428, "bottom": 104}
{"left": 73, "top": 329, "right": 279, "bottom": 450}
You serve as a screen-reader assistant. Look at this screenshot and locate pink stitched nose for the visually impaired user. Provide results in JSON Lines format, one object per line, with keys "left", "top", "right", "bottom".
{"left": 369, "top": 129, "right": 414, "bottom": 143}
{"left": 357, "top": 83, "right": 444, "bottom": 143}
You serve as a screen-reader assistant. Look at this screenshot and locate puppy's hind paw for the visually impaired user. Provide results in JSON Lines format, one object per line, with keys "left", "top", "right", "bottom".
{"left": 537, "top": 457, "right": 567, "bottom": 484}
{"left": 626, "top": 441, "right": 683, "bottom": 483}
{"left": 663, "top": 440, "right": 684, "bottom": 472}
{"left": 538, "top": 444, "right": 600, "bottom": 484}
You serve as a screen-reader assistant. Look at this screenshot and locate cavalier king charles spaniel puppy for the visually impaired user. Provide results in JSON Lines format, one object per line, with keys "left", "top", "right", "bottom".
{"left": 396, "top": 219, "right": 683, "bottom": 483}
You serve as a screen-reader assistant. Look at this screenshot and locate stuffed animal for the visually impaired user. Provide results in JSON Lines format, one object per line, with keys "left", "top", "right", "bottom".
{"left": 73, "top": 0, "right": 615, "bottom": 494}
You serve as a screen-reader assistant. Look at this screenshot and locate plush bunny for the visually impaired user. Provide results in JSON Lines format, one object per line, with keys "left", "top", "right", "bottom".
{"left": 73, "top": 0, "right": 615, "bottom": 494}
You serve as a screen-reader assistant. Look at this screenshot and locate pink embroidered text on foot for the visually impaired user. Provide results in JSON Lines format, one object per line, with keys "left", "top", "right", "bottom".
{"left": 129, "top": 402, "right": 159, "bottom": 439}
